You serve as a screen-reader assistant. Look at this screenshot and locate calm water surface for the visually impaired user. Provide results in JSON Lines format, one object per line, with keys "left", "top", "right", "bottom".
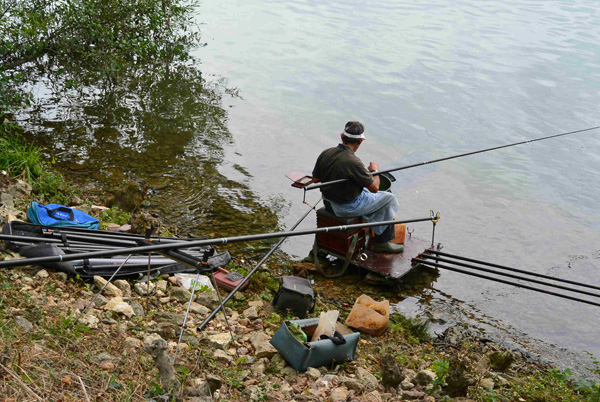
{"left": 196, "top": 0, "right": 600, "bottom": 361}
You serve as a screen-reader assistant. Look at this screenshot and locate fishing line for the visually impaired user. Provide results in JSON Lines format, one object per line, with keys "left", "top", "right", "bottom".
{"left": 304, "top": 125, "right": 600, "bottom": 191}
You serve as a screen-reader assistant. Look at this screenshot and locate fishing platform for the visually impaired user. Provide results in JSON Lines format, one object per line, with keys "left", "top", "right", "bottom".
{"left": 287, "top": 170, "right": 441, "bottom": 281}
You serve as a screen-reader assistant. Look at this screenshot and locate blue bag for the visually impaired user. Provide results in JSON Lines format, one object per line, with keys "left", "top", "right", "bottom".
{"left": 27, "top": 202, "right": 99, "bottom": 230}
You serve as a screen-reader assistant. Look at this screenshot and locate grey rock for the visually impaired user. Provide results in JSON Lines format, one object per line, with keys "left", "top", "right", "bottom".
{"left": 102, "top": 318, "right": 118, "bottom": 325}
{"left": 124, "top": 299, "right": 145, "bottom": 317}
{"left": 171, "top": 287, "right": 193, "bottom": 302}
{"left": 0, "top": 192, "right": 14, "bottom": 208}
{"left": 154, "top": 311, "right": 185, "bottom": 326}
{"left": 14, "top": 316, "right": 33, "bottom": 332}
{"left": 340, "top": 377, "right": 364, "bottom": 392}
{"left": 356, "top": 367, "right": 379, "bottom": 390}
{"left": 190, "top": 302, "right": 210, "bottom": 315}
{"left": 93, "top": 295, "right": 108, "bottom": 307}
{"left": 113, "top": 280, "right": 131, "bottom": 297}
{"left": 9, "top": 179, "right": 32, "bottom": 196}
{"left": 195, "top": 291, "right": 219, "bottom": 309}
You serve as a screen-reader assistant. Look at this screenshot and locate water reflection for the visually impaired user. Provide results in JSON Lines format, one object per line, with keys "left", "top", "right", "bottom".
{"left": 19, "top": 60, "right": 281, "bottom": 243}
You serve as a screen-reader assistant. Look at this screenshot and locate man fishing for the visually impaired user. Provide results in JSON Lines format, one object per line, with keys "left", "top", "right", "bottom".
{"left": 312, "top": 121, "right": 404, "bottom": 253}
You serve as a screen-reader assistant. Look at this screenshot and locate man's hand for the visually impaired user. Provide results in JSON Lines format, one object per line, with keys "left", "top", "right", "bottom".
{"left": 366, "top": 161, "right": 380, "bottom": 193}
{"left": 368, "top": 161, "right": 380, "bottom": 172}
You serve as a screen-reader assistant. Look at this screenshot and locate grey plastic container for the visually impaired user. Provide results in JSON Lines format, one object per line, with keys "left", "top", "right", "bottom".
{"left": 269, "top": 318, "right": 360, "bottom": 372}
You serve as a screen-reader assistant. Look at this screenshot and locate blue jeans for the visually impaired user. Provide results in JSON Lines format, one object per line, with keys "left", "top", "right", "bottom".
{"left": 327, "top": 188, "right": 399, "bottom": 239}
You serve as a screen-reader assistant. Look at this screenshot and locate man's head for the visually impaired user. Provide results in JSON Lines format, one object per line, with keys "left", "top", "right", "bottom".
{"left": 341, "top": 121, "right": 365, "bottom": 147}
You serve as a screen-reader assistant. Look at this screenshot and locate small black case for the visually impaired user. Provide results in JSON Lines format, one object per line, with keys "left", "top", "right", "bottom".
{"left": 272, "top": 276, "right": 315, "bottom": 318}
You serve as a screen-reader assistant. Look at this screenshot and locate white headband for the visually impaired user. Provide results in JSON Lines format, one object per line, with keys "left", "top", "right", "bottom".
{"left": 343, "top": 129, "right": 365, "bottom": 139}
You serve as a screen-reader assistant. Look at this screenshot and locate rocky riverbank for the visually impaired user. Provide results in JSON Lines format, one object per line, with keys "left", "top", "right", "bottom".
{"left": 0, "top": 176, "right": 597, "bottom": 401}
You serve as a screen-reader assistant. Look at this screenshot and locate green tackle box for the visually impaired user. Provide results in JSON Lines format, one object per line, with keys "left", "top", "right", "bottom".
{"left": 269, "top": 318, "right": 360, "bottom": 372}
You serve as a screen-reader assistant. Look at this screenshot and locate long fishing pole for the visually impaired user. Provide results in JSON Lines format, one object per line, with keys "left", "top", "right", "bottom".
{"left": 417, "top": 254, "right": 600, "bottom": 299}
{"left": 197, "top": 197, "right": 323, "bottom": 333}
{"left": 428, "top": 250, "right": 600, "bottom": 292}
{"left": 413, "top": 258, "right": 600, "bottom": 308}
{"left": 0, "top": 215, "right": 435, "bottom": 269}
{"left": 305, "top": 126, "right": 600, "bottom": 191}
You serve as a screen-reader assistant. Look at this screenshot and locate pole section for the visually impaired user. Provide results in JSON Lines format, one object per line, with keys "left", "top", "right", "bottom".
{"left": 413, "top": 259, "right": 600, "bottom": 308}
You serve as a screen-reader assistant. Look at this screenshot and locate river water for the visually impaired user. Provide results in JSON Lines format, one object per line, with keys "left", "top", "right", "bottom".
{"left": 17, "top": 0, "right": 600, "bottom": 371}
{"left": 195, "top": 0, "right": 600, "bottom": 364}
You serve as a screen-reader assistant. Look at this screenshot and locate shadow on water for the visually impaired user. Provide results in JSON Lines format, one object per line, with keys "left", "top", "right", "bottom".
{"left": 18, "top": 61, "right": 283, "bottom": 249}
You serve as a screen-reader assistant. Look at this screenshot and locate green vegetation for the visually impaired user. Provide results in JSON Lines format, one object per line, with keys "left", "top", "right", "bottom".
{"left": 0, "top": 129, "right": 43, "bottom": 181}
{"left": 99, "top": 207, "right": 131, "bottom": 230}
{"left": 388, "top": 313, "right": 431, "bottom": 344}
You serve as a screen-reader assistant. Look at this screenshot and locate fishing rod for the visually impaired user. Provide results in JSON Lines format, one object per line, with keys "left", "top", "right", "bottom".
{"left": 417, "top": 254, "right": 600, "bottom": 299}
{"left": 304, "top": 126, "right": 600, "bottom": 191}
{"left": 413, "top": 258, "right": 600, "bottom": 308}
{"left": 427, "top": 250, "right": 600, "bottom": 292}
{"left": 0, "top": 215, "right": 436, "bottom": 269}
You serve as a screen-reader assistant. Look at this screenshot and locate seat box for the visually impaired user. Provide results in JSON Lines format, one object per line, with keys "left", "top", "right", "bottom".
{"left": 316, "top": 208, "right": 365, "bottom": 256}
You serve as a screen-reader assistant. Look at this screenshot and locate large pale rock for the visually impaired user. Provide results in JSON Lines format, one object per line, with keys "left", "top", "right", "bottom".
{"left": 171, "top": 287, "right": 192, "bottom": 302}
{"left": 208, "top": 333, "right": 233, "bottom": 350}
{"left": 94, "top": 276, "right": 123, "bottom": 298}
{"left": 104, "top": 297, "right": 135, "bottom": 317}
{"left": 345, "top": 295, "right": 389, "bottom": 336}
{"left": 250, "top": 332, "right": 277, "bottom": 359}
{"left": 356, "top": 367, "right": 379, "bottom": 390}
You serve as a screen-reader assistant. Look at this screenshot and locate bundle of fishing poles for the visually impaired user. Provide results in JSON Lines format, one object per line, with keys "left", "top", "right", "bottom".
{"left": 0, "top": 221, "right": 231, "bottom": 279}
{"left": 413, "top": 250, "right": 600, "bottom": 308}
